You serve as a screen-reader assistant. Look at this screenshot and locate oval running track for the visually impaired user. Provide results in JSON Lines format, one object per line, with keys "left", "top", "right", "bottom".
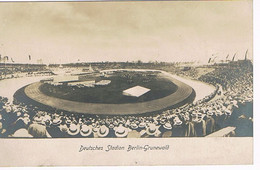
{"left": 23, "top": 71, "right": 195, "bottom": 115}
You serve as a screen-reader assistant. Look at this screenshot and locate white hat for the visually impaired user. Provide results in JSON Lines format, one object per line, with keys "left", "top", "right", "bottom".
{"left": 114, "top": 124, "right": 129, "bottom": 138}
{"left": 130, "top": 122, "right": 138, "bottom": 130}
{"left": 97, "top": 125, "right": 109, "bottom": 138}
{"left": 80, "top": 125, "right": 92, "bottom": 137}
{"left": 68, "top": 124, "right": 80, "bottom": 136}
{"left": 108, "top": 123, "right": 115, "bottom": 129}
{"left": 146, "top": 123, "right": 160, "bottom": 136}
{"left": 23, "top": 113, "right": 30, "bottom": 118}
{"left": 66, "top": 119, "right": 72, "bottom": 125}
{"left": 52, "top": 117, "right": 62, "bottom": 126}
{"left": 34, "top": 116, "right": 43, "bottom": 124}
{"left": 138, "top": 122, "right": 146, "bottom": 128}
{"left": 207, "top": 111, "right": 214, "bottom": 116}
{"left": 16, "top": 111, "right": 22, "bottom": 117}
{"left": 173, "top": 117, "right": 182, "bottom": 126}
{"left": 59, "top": 124, "right": 68, "bottom": 133}
{"left": 5, "top": 105, "right": 12, "bottom": 113}
{"left": 163, "top": 122, "right": 172, "bottom": 130}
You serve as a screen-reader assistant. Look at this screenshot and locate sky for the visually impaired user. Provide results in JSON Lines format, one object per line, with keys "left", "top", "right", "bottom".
{"left": 0, "top": 0, "right": 253, "bottom": 64}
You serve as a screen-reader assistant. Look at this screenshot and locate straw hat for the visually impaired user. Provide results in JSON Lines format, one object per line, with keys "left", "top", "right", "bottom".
{"left": 59, "top": 124, "right": 68, "bottom": 133}
{"left": 138, "top": 122, "right": 146, "bottom": 129}
{"left": 65, "top": 119, "right": 72, "bottom": 125}
{"left": 163, "top": 122, "right": 172, "bottom": 130}
{"left": 216, "top": 110, "right": 223, "bottom": 116}
{"left": 146, "top": 123, "right": 159, "bottom": 136}
{"left": 184, "top": 114, "right": 190, "bottom": 121}
{"left": 113, "top": 121, "right": 119, "bottom": 127}
{"left": 92, "top": 125, "right": 99, "bottom": 133}
{"left": 34, "top": 116, "right": 43, "bottom": 124}
{"left": 173, "top": 117, "right": 182, "bottom": 126}
{"left": 153, "top": 120, "right": 159, "bottom": 125}
{"left": 108, "top": 123, "right": 115, "bottom": 129}
{"left": 192, "top": 113, "right": 205, "bottom": 123}
{"left": 52, "top": 117, "right": 62, "bottom": 126}
{"left": 105, "top": 119, "right": 111, "bottom": 125}
{"left": 53, "top": 113, "right": 59, "bottom": 117}
{"left": 159, "top": 118, "right": 167, "bottom": 125}
{"left": 197, "top": 114, "right": 206, "bottom": 122}
{"left": 114, "top": 124, "right": 129, "bottom": 138}
{"left": 207, "top": 111, "right": 214, "bottom": 117}
{"left": 130, "top": 122, "right": 138, "bottom": 130}
{"left": 16, "top": 111, "right": 22, "bottom": 117}
{"left": 97, "top": 125, "right": 109, "bottom": 138}
{"left": 100, "top": 120, "right": 106, "bottom": 126}
{"left": 80, "top": 125, "right": 92, "bottom": 137}
{"left": 4, "top": 105, "right": 12, "bottom": 113}
{"left": 67, "top": 124, "right": 80, "bottom": 136}
{"left": 225, "top": 109, "right": 232, "bottom": 116}
{"left": 23, "top": 113, "right": 30, "bottom": 118}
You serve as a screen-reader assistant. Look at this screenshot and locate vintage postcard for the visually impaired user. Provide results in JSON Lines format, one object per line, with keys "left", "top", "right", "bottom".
{"left": 0, "top": 0, "right": 253, "bottom": 166}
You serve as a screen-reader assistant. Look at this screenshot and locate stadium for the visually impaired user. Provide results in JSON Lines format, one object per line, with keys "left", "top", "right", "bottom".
{"left": 0, "top": 59, "right": 253, "bottom": 138}
{"left": 0, "top": 1, "right": 253, "bottom": 139}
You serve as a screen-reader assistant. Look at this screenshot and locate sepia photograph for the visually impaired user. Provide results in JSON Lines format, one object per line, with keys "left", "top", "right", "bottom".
{"left": 0, "top": 0, "right": 254, "bottom": 166}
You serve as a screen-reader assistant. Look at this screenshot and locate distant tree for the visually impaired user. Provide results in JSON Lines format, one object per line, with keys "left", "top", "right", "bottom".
{"left": 137, "top": 60, "right": 142, "bottom": 65}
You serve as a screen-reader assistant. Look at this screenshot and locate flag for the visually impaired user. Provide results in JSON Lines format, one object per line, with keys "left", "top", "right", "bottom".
{"left": 212, "top": 56, "right": 217, "bottom": 62}
{"left": 4, "top": 56, "right": 8, "bottom": 62}
{"left": 29, "top": 55, "right": 31, "bottom": 60}
{"left": 232, "top": 53, "right": 236, "bottom": 61}
{"left": 208, "top": 58, "right": 211, "bottom": 63}
{"left": 226, "top": 54, "right": 229, "bottom": 60}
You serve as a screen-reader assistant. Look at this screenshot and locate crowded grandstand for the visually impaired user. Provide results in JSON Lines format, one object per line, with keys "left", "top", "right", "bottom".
{"left": 0, "top": 58, "right": 253, "bottom": 138}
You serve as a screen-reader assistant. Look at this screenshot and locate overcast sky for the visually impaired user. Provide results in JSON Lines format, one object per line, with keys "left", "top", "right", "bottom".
{"left": 0, "top": 1, "right": 252, "bottom": 64}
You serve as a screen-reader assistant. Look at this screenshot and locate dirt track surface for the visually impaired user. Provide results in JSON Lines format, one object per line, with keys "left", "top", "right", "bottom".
{"left": 23, "top": 71, "right": 194, "bottom": 115}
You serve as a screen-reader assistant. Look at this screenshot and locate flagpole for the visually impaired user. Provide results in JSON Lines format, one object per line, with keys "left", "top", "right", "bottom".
{"left": 245, "top": 49, "right": 248, "bottom": 61}
{"left": 28, "top": 55, "right": 29, "bottom": 75}
{"left": 11, "top": 58, "right": 13, "bottom": 73}
{"left": 4, "top": 56, "right": 6, "bottom": 78}
{"left": 4, "top": 58, "right": 6, "bottom": 78}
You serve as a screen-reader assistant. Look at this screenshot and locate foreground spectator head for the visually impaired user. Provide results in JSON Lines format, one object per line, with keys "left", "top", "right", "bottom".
{"left": 4, "top": 105, "right": 12, "bottom": 113}
{"left": 80, "top": 124, "right": 92, "bottom": 137}
{"left": 114, "top": 124, "right": 128, "bottom": 138}
{"left": 59, "top": 124, "right": 68, "bottom": 133}
{"left": 97, "top": 125, "right": 109, "bottom": 138}
{"left": 28, "top": 123, "right": 49, "bottom": 138}
{"left": 52, "top": 117, "right": 62, "bottom": 126}
{"left": 163, "top": 122, "right": 172, "bottom": 130}
{"left": 146, "top": 123, "right": 160, "bottom": 136}
{"left": 10, "top": 128, "right": 33, "bottom": 138}
{"left": 127, "top": 130, "right": 141, "bottom": 138}
{"left": 67, "top": 123, "right": 80, "bottom": 136}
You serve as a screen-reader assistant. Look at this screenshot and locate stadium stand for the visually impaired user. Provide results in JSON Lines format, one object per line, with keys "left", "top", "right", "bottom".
{"left": 0, "top": 60, "right": 253, "bottom": 138}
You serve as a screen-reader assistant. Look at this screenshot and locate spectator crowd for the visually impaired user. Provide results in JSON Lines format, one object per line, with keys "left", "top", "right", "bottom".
{"left": 0, "top": 61, "right": 253, "bottom": 138}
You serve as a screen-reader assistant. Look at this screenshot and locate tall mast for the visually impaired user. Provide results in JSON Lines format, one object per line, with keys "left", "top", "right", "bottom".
{"left": 245, "top": 49, "right": 248, "bottom": 60}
